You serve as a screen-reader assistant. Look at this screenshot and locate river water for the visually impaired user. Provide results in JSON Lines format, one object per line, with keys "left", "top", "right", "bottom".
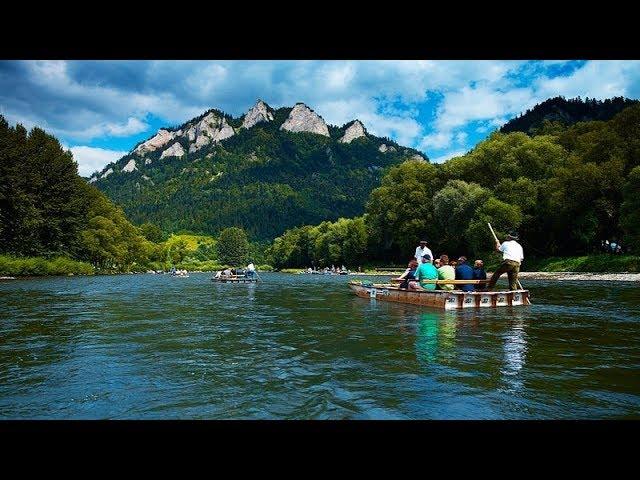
{"left": 0, "top": 272, "right": 638, "bottom": 419}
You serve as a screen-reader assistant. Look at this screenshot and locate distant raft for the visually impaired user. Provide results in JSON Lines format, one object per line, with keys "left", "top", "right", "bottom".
{"left": 212, "top": 275, "right": 258, "bottom": 283}
{"left": 349, "top": 280, "right": 530, "bottom": 310}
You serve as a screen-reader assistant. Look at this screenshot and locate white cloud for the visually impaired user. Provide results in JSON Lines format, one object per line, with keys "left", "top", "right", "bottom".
{"left": 429, "top": 149, "right": 468, "bottom": 164}
{"left": 3, "top": 59, "right": 640, "bottom": 160}
{"left": 418, "top": 131, "right": 453, "bottom": 150}
{"left": 534, "top": 60, "right": 640, "bottom": 100}
{"left": 68, "top": 146, "right": 127, "bottom": 177}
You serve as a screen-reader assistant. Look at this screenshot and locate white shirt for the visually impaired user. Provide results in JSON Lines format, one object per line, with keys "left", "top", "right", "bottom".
{"left": 499, "top": 240, "right": 524, "bottom": 263}
{"left": 247, "top": 263, "right": 255, "bottom": 272}
{"left": 415, "top": 245, "right": 433, "bottom": 263}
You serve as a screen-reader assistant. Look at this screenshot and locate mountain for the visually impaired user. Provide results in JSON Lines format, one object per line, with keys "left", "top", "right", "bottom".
{"left": 90, "top": 100, "right": 427, "bottom": 240}
{"left": 500, "top": 96, "right": 639, "bottom": 135}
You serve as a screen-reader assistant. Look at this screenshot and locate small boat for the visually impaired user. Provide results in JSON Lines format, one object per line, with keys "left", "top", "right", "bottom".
{"left": 212, "top": 275, "right": 258, "bottom": 283}
{"left": 170, "top": 268, "right": 189, "bottom": 277}
{"left": 349, "top": 280, "right": 530, "bottom": 310}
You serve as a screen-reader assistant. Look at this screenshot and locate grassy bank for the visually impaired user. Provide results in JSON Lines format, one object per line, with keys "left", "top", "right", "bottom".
{"left": 175, "top": 260, "right": 274, "bottom": 272}
{"left": 0, "top": 255, "right": 95, "bottom": 276}
{"left": 484, "top": 254, "right": 640, "bottom": 273}
{"left": 521, "top": 255, "right": 639, "bottom": 273}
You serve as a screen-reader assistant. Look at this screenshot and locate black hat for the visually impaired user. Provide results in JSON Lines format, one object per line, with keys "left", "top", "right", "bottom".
{"left": 422, "top": 254, "right": 431, "bottom": 260}
{"left": 506, "top": 231, "right": 519, "bottom": 240}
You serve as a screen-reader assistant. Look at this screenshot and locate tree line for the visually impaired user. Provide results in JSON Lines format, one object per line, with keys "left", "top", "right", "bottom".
{"left": 268, "top": 104, "right": 640, "bottom": 268}
{"left": 0, "top": 116, "right": 268, "bottom": 274}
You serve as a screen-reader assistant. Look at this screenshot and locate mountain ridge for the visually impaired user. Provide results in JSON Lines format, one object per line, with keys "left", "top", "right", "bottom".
{"left": 500, "top": 96, "right": 639, "bottom": 135}
{"left": 91, "top": 99, "right": 427, "bottom": 240}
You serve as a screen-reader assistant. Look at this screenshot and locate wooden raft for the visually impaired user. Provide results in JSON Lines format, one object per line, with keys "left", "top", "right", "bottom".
{"left": 212, "top": 275, "right": 258, "bottom": 283}
{"left": 348, "top": 281, "right": 529, "bottom": 310}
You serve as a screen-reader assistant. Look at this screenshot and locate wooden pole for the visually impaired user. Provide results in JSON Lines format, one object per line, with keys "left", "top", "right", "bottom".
{"left": 487, "top": 222, "right": 499, "bottom": 244}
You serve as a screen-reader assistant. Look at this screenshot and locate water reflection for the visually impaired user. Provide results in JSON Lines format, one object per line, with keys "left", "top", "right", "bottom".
{"left": 414, "top": 312, "right": 458, "bottom": 365}
{"left": 415, "top": 312, "right": 439, "bottom": 363}
{"left": 500, "top": 310, "right": 529, "bottom": 394}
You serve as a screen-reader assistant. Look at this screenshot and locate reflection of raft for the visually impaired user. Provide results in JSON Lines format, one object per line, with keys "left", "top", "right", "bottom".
{"left": 212, "top": 275, "right": 258, "bottom": 283}
{"left": 349, "top": 280, "right": 529, "bottom": 310}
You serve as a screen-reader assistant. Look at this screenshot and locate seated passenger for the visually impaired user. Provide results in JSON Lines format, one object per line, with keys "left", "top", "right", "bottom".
{"left": 455, "top": 256, "right": 475, "bottom": 292}
{"left": 434, "top": 258, "right": 441, "bottom": 268}
{"left": 396, "top": 259, "right": 419, "bottom": 289}
{"left": 412, "top": 254, "right": 438, "bottom": 290}
{"left": 473, "top": 260, "right": 487, "bottom": 280}
{"left": 436, "top": 255, "right": 456, "bottom": 291}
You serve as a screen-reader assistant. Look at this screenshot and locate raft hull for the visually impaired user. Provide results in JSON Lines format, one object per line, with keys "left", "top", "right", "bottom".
{"left": 212, "top": 277, "right": 258, "bottom": 283}
{"left": 349, "top": 281, "right": 529, "bottom": 310}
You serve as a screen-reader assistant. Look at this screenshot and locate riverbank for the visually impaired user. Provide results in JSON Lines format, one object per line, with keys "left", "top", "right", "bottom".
{"left": 518, "top": 255, "right": 639, "bottom": 273}
{"left": 0, "top": 255, "right": 94, "bottom": 277}
{"left": 0, "top": 254, "right": 274, "bottom": 278}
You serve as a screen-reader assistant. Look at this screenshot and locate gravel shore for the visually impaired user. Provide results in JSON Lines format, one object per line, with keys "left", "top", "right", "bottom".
{"left": 518, "top": 271, "right": 640, "bottom": 281}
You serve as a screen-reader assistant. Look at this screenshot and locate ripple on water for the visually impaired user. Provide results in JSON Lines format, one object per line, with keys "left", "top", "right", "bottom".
{"left": 0, "top": 274, "right": 639, "bottom": 419}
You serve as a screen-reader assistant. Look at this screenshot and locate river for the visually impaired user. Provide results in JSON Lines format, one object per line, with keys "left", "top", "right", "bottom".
{"left": 1, "top": 273, "right": 638, "bottom": 419}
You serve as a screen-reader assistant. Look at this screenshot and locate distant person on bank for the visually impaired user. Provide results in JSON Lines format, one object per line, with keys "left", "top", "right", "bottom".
{"left": 414, "top": 240, "right": 433, "bottom": 265}
{"left": 411, "top": 254, "right": 438, "bottom": 290}
{"left": 487, "top": 232, "right": 524, "bottom": 291}
{"left": 455, "top": 256, "right": 475, "bottom": 292}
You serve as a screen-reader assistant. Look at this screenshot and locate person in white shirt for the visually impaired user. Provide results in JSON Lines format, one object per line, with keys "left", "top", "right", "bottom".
{"left": 246, "top": 262, "right": 256, "bottom": 278}
{"left": 414, "top": 240, "right": 433, "bottom": 264}
{"left": 487, "top": 232, "right": 524, "bottom": 291}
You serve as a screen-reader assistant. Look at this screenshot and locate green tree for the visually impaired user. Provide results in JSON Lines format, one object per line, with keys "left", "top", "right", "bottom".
{"left": 140, "top": 222, "right": 165, "bottom": 243}
{"left": 465, "top": 198, "right": 523, "bottom": 256}
{"left": 432, "top": 180, "right": 491, "bottom": 252}
{"left": 216, "top": 227, "right": 249, "bottom": 266}
{"left": 620, "top": 166, "right": 640, "bottom": 252}
{"left": 366, "top": 159, "right": 442, "bottom": 261}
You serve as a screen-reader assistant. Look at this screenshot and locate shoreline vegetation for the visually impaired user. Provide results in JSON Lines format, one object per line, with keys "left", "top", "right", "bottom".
{"left": 2, "top": 101, "right": 640, "bottom": 282}
{"left": 3, "top": 254, "right": 638, "bottom": 280}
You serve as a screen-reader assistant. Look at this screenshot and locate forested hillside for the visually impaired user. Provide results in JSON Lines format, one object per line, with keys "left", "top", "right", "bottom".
{"left": 270, "top": 104, "right": 640, "bottom": 268}
{"left": 92, "top": 101, "right": 426, "bottom": 241}
{"left": 0, "top": 116, "right": 163, "bottom": 273}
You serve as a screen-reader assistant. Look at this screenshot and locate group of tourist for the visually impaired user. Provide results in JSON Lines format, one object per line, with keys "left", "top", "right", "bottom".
{"left": 397, "top": 234, "right": 524, "bottom": 292}
{"left": 304, "top": 265, "right": 349, "bottom": 274}
{"left": 214, "top": 262, "right": 256, "bottom": 279}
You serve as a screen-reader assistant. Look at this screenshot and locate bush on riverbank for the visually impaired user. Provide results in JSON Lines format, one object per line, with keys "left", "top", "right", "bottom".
{"left": 521, "top": 255, "right": 640, "bottom": 273}
{"left": 0, "top": 255, "right": 95, "bottom": 276}
{"left": 280, "top": 268, "right": 303, "bottom": 274}
{"left": 482, "top": 254, "right": 640, "bottom": 273}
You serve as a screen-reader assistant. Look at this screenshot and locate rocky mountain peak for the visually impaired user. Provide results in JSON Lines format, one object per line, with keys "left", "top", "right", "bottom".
{"left": 133, "top": 129, "right": 180, "bottom": 155}
{"left": 185, "top": 111, "right": 235, "bottom": 153}
{"left": 160, "top": 142, "right": 186, "bottom": 159}
{"left": 242, "top": 99, "right": 274, "bottom": 129}
{"left": 280, "top": 103, "right": 330, "bottom": 137}
{"left": 339, "top": 120, "right": 366, "bottom": 143}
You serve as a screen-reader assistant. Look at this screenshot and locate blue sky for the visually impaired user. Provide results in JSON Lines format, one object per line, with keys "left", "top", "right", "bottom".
{"left": 2, "top": 60, "right": 640, "bottom": 176}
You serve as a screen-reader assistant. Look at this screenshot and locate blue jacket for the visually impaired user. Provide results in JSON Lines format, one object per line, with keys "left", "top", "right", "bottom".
{"left": 473, "top": 267, "right": 487, "bottom": 280}
{"left": 455, "top": 263, "right": 475, "bottom": 292}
